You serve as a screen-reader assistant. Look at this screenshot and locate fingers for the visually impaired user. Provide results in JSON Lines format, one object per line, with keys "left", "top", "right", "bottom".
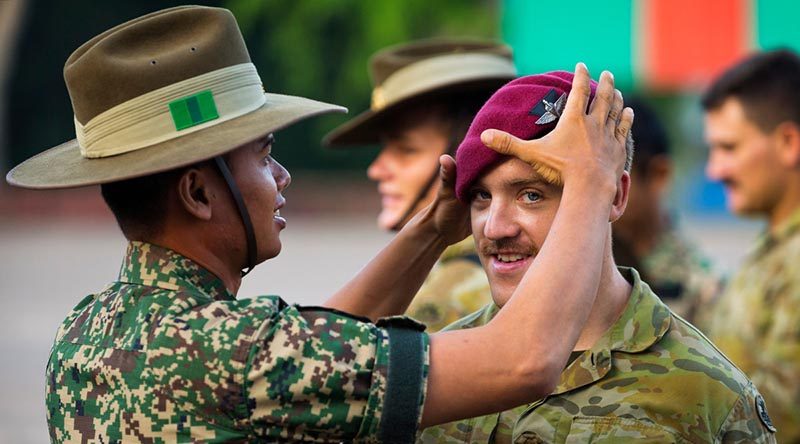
{"left": 589, "top": 71, "right": 616, "bottom": 121}
{"left": 616, "top": 107, "right": 634, "bottom": 144}
{"left": 481, "top": 129, "right": 533, "bottom": 161}
{"left": 606, "top": 89, "right": 624, "bottom": 132}
{"left": 562, "top": 62, "right": 592, "bottom": 118}
{"left": 437, "top": 154, "right": 458, "bottom": 198}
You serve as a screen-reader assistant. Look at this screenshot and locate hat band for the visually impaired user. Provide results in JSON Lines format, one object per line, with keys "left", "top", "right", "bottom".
{"left": 75, "top": 63, "right": 266, "bottom": 158}
{"left": 370, "top": 53, "right": 517, "bottom": 111}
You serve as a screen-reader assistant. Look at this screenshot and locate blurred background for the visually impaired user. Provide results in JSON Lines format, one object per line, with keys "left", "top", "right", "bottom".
{"left": 0, "top": 0, "right": 796, "bottom": 441}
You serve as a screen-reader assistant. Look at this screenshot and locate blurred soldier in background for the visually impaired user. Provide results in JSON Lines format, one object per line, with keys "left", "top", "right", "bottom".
{"left": 612, "top": 97, "right": 722, "bottom": 323}
{"left": 326, "top": 40, "right": 516, "bottom": 331}
{"left": 703, "top": 49, "right": 800, "bottom": 443}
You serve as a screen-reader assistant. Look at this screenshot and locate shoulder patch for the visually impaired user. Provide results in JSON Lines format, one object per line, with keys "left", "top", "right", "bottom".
{"left": 756, "top": 394, "right": 777, "bottom": 433}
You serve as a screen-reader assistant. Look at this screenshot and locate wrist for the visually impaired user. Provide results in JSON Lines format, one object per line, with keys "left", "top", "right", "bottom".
{"left": 562, "top": 172, "right": 617, "bottom": 206}
{"left": 402, "top": 207, "right": 449, "bottom": 252}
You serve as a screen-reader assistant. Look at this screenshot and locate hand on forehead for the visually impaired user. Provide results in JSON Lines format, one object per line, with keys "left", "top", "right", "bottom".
{"left": 454, "top": 71, "right": 598, "bottom": 202}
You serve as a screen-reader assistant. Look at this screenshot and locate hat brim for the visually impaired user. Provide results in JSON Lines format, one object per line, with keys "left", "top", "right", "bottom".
{"left": 7, "top": 93, "right": 346, "bottom": 189}
{"left": 324, "top": 77, "right": 513, "bottom": 147}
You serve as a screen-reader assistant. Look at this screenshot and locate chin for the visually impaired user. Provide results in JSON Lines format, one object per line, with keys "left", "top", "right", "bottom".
{"left": 489, "top": 284, "right": 514, "bottom": 308}
{"left": 377, "top": 213, "right": 401, "bottom": 231}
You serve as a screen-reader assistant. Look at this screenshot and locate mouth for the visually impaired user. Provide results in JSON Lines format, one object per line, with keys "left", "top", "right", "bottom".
{"left": 378, "top": 192, "right": 403, "bottom": 208}
{"left": 489, "top": 252, "right": 534, "bottom": 274}
{"left": 273, "top": 198, "right": 286, "bottom": 228}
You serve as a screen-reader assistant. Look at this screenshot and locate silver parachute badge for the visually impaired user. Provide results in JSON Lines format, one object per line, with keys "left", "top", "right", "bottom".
{"left": 535, "top": 92, "right": 567, "bottom": 125}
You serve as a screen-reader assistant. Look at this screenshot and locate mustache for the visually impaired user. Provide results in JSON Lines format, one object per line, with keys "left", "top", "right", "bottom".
{"left": 480, "top": 238, "right": 538, "bottom": 256}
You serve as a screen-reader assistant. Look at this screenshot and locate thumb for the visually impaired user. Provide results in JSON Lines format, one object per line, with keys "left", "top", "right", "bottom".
{"left": 437, "top": 154, "right": 458, "bottom": 198}
{"left": 481, "top": 129, "right": 531, "bottom": 158}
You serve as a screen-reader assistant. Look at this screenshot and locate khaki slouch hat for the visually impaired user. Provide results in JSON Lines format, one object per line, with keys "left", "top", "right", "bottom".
{"left": 324, "top": 38, "right": 517, "bottom": 147}
{"left": 7, "top": 5, "right": 345, "bottom": 189}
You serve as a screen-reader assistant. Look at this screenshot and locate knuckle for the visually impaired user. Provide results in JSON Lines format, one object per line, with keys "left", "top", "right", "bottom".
{"left": 574, "top": 83, "right": 591, "bottom": 96}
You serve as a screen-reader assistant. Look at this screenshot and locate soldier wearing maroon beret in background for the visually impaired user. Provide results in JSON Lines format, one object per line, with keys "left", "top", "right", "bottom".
{"left": 418, "top": 71, "right": 776, "bottom": 443}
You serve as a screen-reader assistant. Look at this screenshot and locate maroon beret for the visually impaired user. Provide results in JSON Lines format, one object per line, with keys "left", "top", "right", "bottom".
{"left": 455, "top": 71, "right": 598, "bottom": 202}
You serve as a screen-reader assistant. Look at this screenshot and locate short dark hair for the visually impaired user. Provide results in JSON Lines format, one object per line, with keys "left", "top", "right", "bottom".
{"left": 100, "top": 167, "right": 187, "bottom": 240}
{"left": 626, "top": 96, "right": 669, "bottom": 174}
{"left": 702, "top": 49, "right": 800, "bottom": 132}
{"left": 386, "top": 88, "right": 496, "bottom": 152}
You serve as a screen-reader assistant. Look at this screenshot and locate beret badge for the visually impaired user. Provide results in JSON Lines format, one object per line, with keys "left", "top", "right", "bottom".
{"left": 530, "top": 89, "right": 567, "bottom": 125}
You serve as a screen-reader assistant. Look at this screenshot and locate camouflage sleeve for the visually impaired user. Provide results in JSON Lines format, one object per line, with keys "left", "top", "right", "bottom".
{"left": 245, "top": 305, "right": 429, "bottom": 442}
{"left": 719, "top": 383, "right": 777, "bottom": 443}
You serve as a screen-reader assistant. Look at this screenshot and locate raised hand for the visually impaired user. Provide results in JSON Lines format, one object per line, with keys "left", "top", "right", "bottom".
{"left": 412, "top": 154, "right": 471, "bottom": 246}
{"left": 479, "top": 63, "right": 633, "bottom": 191}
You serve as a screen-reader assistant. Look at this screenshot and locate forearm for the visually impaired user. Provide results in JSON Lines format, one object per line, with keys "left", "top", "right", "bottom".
{"left": 323, "top": 212, "right": 448, "bottom": 320}
{"left": 421, "top": 181, "right": 613, "bottom": 426}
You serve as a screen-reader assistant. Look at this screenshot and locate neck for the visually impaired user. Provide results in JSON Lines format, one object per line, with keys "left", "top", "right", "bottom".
{"left": 572, "top": 237, "right": 633, "bottom": 351}
{"left": 768, "top": 176, "right": 800, "bottom": 233}
{"left": 148, "top": 233, "right": 243, "bottom": 295}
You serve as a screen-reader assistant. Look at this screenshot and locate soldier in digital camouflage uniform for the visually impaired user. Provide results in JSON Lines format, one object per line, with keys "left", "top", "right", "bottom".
{"left": 703, "top": 49, "right": 800, "bottom": 443}
{"left": 6, "top": 6, "right": 637, "bottom": 442}
{"left": 418, "top": 72, "right": 777, "bottom": 443}
{"left": 326, "top": 40, "right": 517, "bottom": 331}
{"left": 612, "top": 97, "right": 722, "bottom": 324}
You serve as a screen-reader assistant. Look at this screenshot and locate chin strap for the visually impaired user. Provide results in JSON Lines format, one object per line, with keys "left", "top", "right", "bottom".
{"left": 214, "top": 156, "right": 258, "bottom": 277}
{"left": 389, "top": 112, "right": 472, "bottom": 232}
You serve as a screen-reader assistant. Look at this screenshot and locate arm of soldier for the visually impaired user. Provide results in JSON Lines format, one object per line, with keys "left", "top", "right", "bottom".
{"left": 421, "top": 64, "right": 634, "bottom": 426}
{"left": 245, "top": 304, "right": 430, "bottom": 442}
{"left": 323, "top": 155, "right": 469, "bottom": 321}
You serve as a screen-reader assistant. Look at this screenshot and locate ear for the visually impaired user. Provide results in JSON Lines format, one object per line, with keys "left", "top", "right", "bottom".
{"left": 609, "top": 171, "right": 631, "bottom": 223}
{"left": 774, "top": 121, "right": 800, "bottom": 167}
{"left": 177, "top": 168, "right": 213, "bottom": 221}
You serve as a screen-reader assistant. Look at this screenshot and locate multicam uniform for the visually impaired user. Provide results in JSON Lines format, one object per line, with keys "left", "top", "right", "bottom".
{"left": 406, "top": 238, "right": 491, "bottom": 332}
{"left": 46, "top": 242, "right": 429, "bottom": 443}
{"left": 637, "top": 225, "right": 722, "bottom": 325}
{"left": 707, "top": 208, "right": 800, "bottom": 443}
{"left": 418, "top": 268, "right": 776, "bottom": 444}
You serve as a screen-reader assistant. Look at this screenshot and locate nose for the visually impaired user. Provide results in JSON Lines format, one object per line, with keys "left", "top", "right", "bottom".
{"left": 483, "top": 201, "right": 521, "bottom": 241}
{"left": 273, "top": 159, "right": 291, "bottom": 192}
{"left": 367, "top": 147, "right": 392, "bottom": 182}
{"left": 705, "top": 149, "right": 726, "bottom": 182}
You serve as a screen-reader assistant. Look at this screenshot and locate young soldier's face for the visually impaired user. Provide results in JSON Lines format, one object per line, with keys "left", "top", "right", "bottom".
{"left": 705, "top": 98, "right": 787, "bottom": 218}
{"left": 469, "top": 158, "right": 563, "bottom": 306}
{"left": 369, "top": 120, "right": 448, "bottom": 230}
{"left": 226, "top": 134, "right": 290, "bottom": 262}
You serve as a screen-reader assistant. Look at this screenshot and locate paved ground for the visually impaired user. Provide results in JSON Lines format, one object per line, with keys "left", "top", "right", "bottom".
{"left": 0, "top": 212, "right": 760, "bottom": 442}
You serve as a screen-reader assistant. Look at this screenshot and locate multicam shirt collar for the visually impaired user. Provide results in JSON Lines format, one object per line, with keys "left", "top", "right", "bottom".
{"left": 551, "top": 267, "right": 672, "bottom": 395}
{"left": 751, "top": 206, "right": 800, "bottom": 258}
{"left": 119, "top": 241, "right": 234, "bottom": 302}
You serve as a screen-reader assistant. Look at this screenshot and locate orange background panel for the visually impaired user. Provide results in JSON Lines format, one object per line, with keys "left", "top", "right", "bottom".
{"left": 642, "top": 0, "right": 752, "bottom": 90}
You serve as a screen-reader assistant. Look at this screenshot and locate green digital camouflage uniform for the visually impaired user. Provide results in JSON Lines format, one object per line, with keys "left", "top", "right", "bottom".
{"left": 406, "top": 237, "right": 491, "bottom": 332}
{"left": 638, "top": 225, "right": 722, "bottom": 325}
{"left": 46, "top": 242, "right": 429, "bottom": 443}
{"left": 419, "top": 268, "right": 776, "bottom": 444}
{"left": 707, "top": 207, "right": 800, "bottom": 443}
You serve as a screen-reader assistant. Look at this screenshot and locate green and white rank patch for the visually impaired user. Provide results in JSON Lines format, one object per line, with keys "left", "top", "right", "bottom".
{"left": 169, "top": 90, "right": 220, "bottom": 131}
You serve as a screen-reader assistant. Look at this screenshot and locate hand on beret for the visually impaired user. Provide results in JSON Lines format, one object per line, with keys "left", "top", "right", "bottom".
{"left": 480, "top": 64, "right": 633, "bottom": 189}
